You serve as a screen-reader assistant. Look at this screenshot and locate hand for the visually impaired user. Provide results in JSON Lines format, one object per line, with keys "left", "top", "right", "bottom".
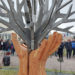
{"left": 11, "top": 33, "right": 28, "bottom": 58}
{"left": 11, "top": 33, "right": 17, "bottom": 41}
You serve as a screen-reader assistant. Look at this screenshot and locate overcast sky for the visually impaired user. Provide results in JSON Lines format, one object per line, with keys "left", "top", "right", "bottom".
{"left": 0, "top": 0, "right": 75, "bottom": 33}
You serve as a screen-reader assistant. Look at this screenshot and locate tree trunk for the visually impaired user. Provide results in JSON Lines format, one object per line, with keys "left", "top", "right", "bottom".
{"left": 29, "top": 50, "right": 47, "bottom": 75}
{"left": 11, "top": 32, "right": 62, "bottom": 75}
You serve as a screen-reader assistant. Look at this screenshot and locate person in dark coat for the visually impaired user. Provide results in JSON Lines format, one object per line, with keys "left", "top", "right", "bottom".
{"left": 65, "top": 39, "right": 72, "bottom": 59}
{"left": 58, "top": 42, "right": 64, "bottom": 60}
{"left": 11, "top": 43, "right": 15, "bottom": 55}
{"left": 0, "top": 39, "right": 3, "bottom": 50}
{"left": 5, "top": 40, "right": 11, "bottom": 51}
{"left": 3, "top": 40, "right": 7, "bottom": 51}
{"left": 0, "top": 39, "right": 1, "bottom": 50}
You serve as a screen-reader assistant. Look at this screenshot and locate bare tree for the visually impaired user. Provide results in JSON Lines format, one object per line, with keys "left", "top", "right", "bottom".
{"left": 0, "top": 0, "right": 75, "bottom": 50}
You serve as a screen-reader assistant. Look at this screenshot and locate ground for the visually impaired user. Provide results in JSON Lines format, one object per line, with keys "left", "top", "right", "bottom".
{"left": 46, "top": 56, "right": 75, "bottom": 72}
{"left": 0, "top": 52, "right": 75, "bottom": 72}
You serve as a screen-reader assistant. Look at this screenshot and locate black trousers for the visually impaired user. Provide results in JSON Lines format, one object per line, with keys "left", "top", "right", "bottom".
{"left": 67, "top": 50, "right": 72, "bottom": 59}
{"left": 58, "top": 52, "right": 63, "bottom": 59}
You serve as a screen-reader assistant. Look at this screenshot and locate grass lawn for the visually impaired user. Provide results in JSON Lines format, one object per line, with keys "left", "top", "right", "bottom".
{"left": 0, "top": 66, "right": 18, "bottom": 75}
{"left": 0, "top": 68, "right": 75, "bottom": 75}
{"left": 46, "top": 69, "right": 75, "bottom": 74}
{"left": 0, "top": 70, "right": 18, "bottom": 75}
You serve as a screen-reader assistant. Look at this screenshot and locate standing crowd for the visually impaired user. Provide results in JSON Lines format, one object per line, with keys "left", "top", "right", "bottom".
{"left": 0, "top": 37, "right": 75, "bottom": 58}
{"left": 57, "top": 39, "right": 75, "bottom": 60}
{"left": 0, "top": 39, "right": 15, "bottom": 55}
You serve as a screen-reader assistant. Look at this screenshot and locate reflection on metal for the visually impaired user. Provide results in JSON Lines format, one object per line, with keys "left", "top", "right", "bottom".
{"left": 0, "top": 0, "right": 75, "bottom": 50}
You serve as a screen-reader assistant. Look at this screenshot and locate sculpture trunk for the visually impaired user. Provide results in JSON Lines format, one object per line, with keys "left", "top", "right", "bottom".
{"left": 18, "top": 51, "right": 28, "bottom": 75}
{"left": 17, "top": 50, "right": 47, "bottom": 75}
{"left": 11, "top": 32, "right": 62, "bottom": 75}
{"left": 29, "top": 50, "right": 47, "bottom": 75}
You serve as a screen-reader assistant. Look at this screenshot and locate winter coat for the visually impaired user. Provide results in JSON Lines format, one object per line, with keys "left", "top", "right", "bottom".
{"left": 65, "top": 42, "right": 72, "bottom": 51}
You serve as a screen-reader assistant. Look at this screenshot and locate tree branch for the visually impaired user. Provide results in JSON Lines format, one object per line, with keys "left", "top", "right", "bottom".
{"left": 56, "top": 0, "right": 72, "bottom": 12}
{"left": 54, "top": 26, "right": 73, "bottom": 32}
{"left": 54, "top": 26, "right": 74, "bottom": 34}
{"left": 16, "top": 0, "right": 26, "bottom": 27}
{"left": 65, "top": 19, "right": 75, "bottom": 23}
{"left": 70, "top": 11, "right": 75, "bottom": 16}
{"left": 65, "top": 4, "right": 72, "bottom": 18}
{"left": 0, "top": 28, "right": 12, "bottom": 33}
{"left": 23, "top": 0, "right": 30, "bottom": 24}
{"left": 0, "top": 18, "right": 10, "bottom": 27}
{"left": 8, "top": 0, "right": 26, "bottom": 32}
{"left": 1, "top": 0, "right": 9, "bottom": 11}
{"left": 35, "top": 0, "right": 44, "bottom": 30}
{"left": 56, "top": 0, "right": 63, "bottom": 7}
{"left": 43, "top": 0, "right": 49, "bottom": 14}
{"left": 0, "top": 13, "right": 8, "bottom": 17}
{"left": 27, "top": 0, "right": 32, "bottom": 21}
{"left": 0, "top": 5, "right": 7, "bottom": 11}
{"left": 35, "top": 0, "right": 56, "bottom": 38}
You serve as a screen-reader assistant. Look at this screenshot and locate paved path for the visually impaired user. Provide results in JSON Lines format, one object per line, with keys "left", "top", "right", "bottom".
{"left": 0, "top": 53, "right": 75, "bottom": 72}
{"left": 46, "top": 56, "right": 75, "bottom": 72}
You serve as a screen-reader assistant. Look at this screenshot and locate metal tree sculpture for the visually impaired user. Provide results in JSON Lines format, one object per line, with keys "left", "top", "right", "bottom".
{"left": 0, "top": 0, "right": 75, "bottom": 75}
{"left": 0, "top": 0, "right": 75, "bottom": 50}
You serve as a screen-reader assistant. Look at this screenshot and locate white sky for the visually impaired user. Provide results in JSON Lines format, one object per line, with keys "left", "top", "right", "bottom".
{"left": 0, "top": 0, "right": 75, "bottom": 33}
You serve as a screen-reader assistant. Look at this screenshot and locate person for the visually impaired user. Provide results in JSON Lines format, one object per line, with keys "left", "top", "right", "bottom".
{"left": 5, "top": 40, "right": 11, "bottom": 51}
{"left": 3, "top": 40, "right": 7, "bottom": 51}
{"left": 58, "top": 42, "right": 64, "bottom": 60}
{"left": 65, "top": 39, "right": 72, "bottom": 59}
{"left": 0, "top": 39, "right": 1, "bottom": 50}
{"left": 1, "top": 39, "right": 3, "bottom": 50}
{"left": 11, "top": 42, "right": 15, "bottom": 55}
{"left": 71, "top": 39, "right": 75, "bottom": 56}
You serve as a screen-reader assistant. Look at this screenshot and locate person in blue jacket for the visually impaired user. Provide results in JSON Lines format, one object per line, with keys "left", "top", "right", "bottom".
{"left": 71, "top": 39, "right": 75, "bottom": 56}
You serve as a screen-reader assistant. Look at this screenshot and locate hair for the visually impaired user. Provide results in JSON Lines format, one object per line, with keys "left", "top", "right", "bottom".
{"left": 68, "top": 39, "right": 71, "bottom": 42}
